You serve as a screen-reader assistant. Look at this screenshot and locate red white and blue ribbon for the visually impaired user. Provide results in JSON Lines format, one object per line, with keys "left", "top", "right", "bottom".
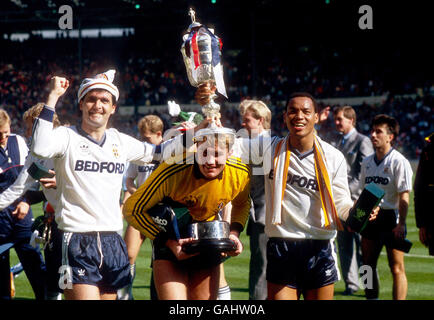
{"left": 182, "top": 25, "right": 227, "bottom": 98}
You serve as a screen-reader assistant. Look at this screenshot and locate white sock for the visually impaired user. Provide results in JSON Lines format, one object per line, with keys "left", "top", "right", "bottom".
{"left": 46, "top": 291, "right": 62, "bottom": 300}
{"left": 117, "top": 263, "right": 136, "bottom": 300}
{"left": 217, "top": 285, "right": 231, "bottom": 300}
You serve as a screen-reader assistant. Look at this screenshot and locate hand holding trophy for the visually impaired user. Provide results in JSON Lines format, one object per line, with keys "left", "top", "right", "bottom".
{"left": 180, "top": 9, "right": 238, "bottom": 255}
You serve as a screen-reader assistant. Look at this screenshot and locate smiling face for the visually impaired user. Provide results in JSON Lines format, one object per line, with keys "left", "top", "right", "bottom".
{"left": 79, "top": 89, "right": 116, "bottom": 131}
{"left": 284, "top": 96, "right": 318, "bottom": 138}
{"left": 198, "top": 146, "right": 228, "bottom": 179}
{"left": 195, "top": 136, "right": 232, "bottom": 179}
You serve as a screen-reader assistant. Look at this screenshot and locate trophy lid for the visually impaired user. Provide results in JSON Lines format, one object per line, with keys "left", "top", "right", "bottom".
{"left": 187, "top": 8, "right": 202, "bottom": 31}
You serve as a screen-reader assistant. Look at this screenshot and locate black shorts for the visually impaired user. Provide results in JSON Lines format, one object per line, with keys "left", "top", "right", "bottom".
{"left": 266, "top": 238, "right": 339, "bottom": 290}
{"left": 152, "top": 232, "right": 227, "bottom": 270}
{"left": 45, "top": 221, "right": 63, "bottom": 293}
{"left": 58, "top": 231, "right": 131, "bottom": 293}
{"left": 361, "top": 209, "right": 398, "bottom": 241}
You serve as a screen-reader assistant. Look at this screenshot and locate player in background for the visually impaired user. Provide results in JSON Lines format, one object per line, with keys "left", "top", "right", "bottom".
{"left": 0, "top": 108, "right": 47, "bottom": 300}
{"left": 238, "top": 99, "right": 271, "bottom": 300}
{"left": 0, "top": 103, "right": 61, "bottom": 300}
{"left": 359, "top": 114, "right": 413, "bottom": 300}
{"left": 118, "top": 115, "right": 164, "bottom": 300}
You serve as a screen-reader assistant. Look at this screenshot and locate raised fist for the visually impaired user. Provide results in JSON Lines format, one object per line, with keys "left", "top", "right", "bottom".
{"left": 49, "top": 76, "right": 70, "bottom": 98}
{"left": 194, "top": 81, "right": 216, "bottom": 106}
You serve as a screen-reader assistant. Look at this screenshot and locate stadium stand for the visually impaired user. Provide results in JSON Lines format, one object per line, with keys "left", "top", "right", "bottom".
{"left": 0, "top": 0, "right": 432, "bottom": 159}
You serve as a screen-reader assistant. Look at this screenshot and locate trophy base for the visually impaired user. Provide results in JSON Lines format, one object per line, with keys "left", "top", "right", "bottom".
{"left": 182, "top": 238, "right": 236, "bottom": 254}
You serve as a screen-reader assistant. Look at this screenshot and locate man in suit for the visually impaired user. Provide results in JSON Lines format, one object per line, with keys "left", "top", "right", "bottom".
{"left": 330, "top": 106, "right": 374, "bottom": 295}
{"left": 239, "top": 100, "right": 272, "bottom": 300}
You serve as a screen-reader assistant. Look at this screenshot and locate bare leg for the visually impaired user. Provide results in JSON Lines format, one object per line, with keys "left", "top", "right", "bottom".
{"left": 267, "top": 282, "right": 299, "bottom": 300}
{"left": 188, "top": 264, "right": 220, "bottom": 300}
{"left": 124, "top": 225, "right": 145, "bottom": 265}
{"left": 100, "top": 291, "right": 117, "bottom": 300}
{"left": 386, "top": 247, "right": 407, "bottom": 300}
{"left": 64, "top": 284, "right": 102, "bottom": 300}
{"left": 218, "top": 263, "right": 227, "bottom": 288}
{"left": 153, "top": 259, "right": 188, "bottom": 300}
{"left": 304, "top": 284, "right": 335, "bottom": 300}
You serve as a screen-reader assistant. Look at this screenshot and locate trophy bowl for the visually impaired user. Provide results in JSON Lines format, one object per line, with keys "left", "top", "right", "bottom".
{"left": 182, "top": 220, "right": 237, "bottom": 254}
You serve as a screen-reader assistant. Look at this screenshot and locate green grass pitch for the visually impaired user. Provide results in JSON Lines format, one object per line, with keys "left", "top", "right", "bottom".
{"left": 9, "top": 164, "right": 434, "bottom": 300}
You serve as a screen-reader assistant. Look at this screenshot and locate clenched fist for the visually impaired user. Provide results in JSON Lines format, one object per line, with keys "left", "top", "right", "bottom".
{"left": 46, "top": 76, "right": 70, "bottom": 109}
{"left": 49, "top": 76, "right": 70, "bottom": 97}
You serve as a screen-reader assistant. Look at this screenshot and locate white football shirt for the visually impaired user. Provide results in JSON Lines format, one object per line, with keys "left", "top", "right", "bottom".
{"left": 31, "top": 106, "right": 179, "bottom": 233}
{"left": 360, "top": 148, "right": 413, "bottom": 213}
{"left": 234, "top": 134, "right": 353, "bottom": 240}
{"left": 126, "top": 161, "right": 159, "bottom": 188}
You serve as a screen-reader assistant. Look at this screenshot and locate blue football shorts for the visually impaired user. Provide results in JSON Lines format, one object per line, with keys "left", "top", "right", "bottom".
{"left": 266, "top": 237, "right": 339, "bottom": 290}
{"left": 58, "top": 231, "right": 131, "bottom": 293}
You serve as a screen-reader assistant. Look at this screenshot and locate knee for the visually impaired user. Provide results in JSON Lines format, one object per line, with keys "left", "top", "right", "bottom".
{"left": 389, "top": 262, "right": 405, "bottom": 276}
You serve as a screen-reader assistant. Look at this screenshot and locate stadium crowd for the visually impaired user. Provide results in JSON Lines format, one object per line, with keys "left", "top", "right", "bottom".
{"left": 0, "top": 28, "right": 432, "bottom": 302}
{"left": 1, "top": 35, "right": 433, "bottom": 159}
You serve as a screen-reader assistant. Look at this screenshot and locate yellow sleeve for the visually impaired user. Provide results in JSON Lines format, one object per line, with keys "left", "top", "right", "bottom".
{"left": 230, "top": 177, "right": 251, "bottom": 230}
{"left": 122, "top": 162, "right": 188, "bottom": 240}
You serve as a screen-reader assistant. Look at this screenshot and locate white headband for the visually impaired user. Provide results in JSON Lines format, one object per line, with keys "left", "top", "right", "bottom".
{"left": 77, "top": 69, "right": 119, "bottom": 103}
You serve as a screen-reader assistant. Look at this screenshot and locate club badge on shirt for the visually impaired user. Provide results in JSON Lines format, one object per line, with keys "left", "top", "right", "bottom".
{"left": 183, "top": 195, "right": 198, "bottom": 207}
{"left": 112, "top": 144, "right": 120, "bottom": 158}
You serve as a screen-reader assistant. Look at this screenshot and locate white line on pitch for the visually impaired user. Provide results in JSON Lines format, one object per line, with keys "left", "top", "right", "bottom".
{"left": 380, "top": 252, "right": 434, "bottom": 259}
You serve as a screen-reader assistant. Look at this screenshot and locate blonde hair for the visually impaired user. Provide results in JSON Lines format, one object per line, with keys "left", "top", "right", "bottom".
{"left": 23, "top": 103, "right": 61, "bottom": 128}
{"left": 196, "top": 133, "right": 235, "bottom": 151}
{"left": 239, "top": 100, "right": 271, "bottom": 129}
{"left": 137, "top": 115, "right": 164, "bottom": 135}
{"left": 333, "top": 105, "right": 357, "bottom": 126}
{"left": 0, "top": 109, "right": 11, "bottom": 127}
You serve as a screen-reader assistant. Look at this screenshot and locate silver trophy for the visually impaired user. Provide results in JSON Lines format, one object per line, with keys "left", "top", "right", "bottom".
{"left": 181, "top": 8, "right": 228, "bottom": 130}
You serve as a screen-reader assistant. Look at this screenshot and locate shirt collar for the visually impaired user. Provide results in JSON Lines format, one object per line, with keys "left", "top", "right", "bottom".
{"left": 343, "top": 127, "right": 356, "bottom": 140}
{"left": 76, "top": 122, "right": 107, "bottom": 147}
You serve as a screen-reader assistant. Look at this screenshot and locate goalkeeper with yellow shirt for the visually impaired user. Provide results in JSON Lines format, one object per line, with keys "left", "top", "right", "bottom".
{"left": 123, "top": 129, "right": 251, "bottom": 300}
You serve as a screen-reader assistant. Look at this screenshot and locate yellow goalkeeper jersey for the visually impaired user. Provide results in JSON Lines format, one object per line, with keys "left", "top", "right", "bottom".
{"left": 123, "top": 156, "right": 251, "bottom": 240}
